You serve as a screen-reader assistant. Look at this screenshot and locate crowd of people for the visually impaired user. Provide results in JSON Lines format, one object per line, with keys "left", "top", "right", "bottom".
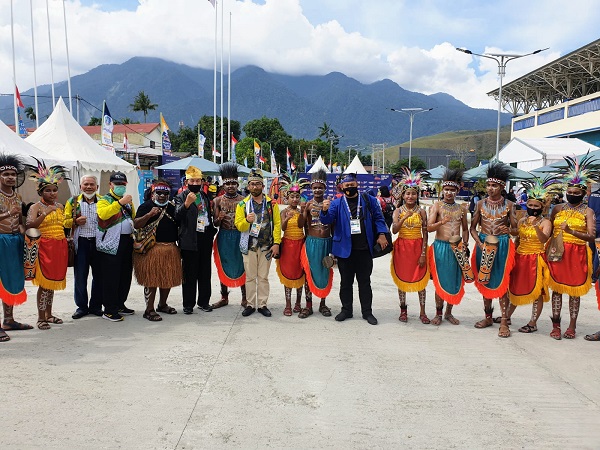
{"left": 1, "top": 151, "right": 600, "bottom": 343}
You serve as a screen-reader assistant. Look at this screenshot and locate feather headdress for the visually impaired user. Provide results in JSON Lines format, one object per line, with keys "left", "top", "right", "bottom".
{"left": 392, "top": 166, "right": 430, "bottom": 202}
{"left": 560, "top": 151, "right": 600, "bottom": 189}
{"left": 310, "top": 168, "right": 327, "bottom": 186}
{"left": 520, "top": 174, "right": 563, "bottom": 202}
{"left": 278, "top": 172, "right": 310, "bottom": 196}
{"left": 485, "top": 161, "right": 513, "bottom": 186}
{"left": 0, "top": 153, "right": 26, "bottom": 187}
{"left": 25, "top": 157, "right": 70, "bottom": 192}
{"left": 442, "top": 168, "right": 464, "bottom": 190}
{"left": 219, "top": 162, "right": 239, "bottom": 184}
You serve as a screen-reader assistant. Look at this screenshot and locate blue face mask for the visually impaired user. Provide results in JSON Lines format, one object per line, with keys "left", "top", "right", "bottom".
{"left": 153, "top": 198, "right": 169, "bottom": 207}
{"left": 113, "top": 185, "right": 126, "bottom": 197}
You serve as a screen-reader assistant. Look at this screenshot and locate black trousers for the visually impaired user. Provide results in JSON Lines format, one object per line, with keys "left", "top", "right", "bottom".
{"left": 74, "top": 236, "right": 103, "bottom": 313}
{"left": 337, "top": 249, "right": 374, "bottom": 317}
{"left": 181, "top": 233, "right": 213, "bottom": 309}
{"left": 99, "top": 235, "right": 133, "bottom": 315}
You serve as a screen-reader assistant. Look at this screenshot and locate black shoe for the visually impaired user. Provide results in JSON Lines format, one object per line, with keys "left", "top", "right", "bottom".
{"left": 119, "top": 307, "right": 135, "bottom": 316}
{"left": 242, "top": 306, "right": 256, "bottom": 317}
{"left": 258, "top": 306, "right": 272, "bottom": 317}
{"left": 363, "top": 314, "right": 378, "bottom": 325}
{"left": 89, "top": 309, "right": 103, "bottom": 317}
{"left": 102, "top": 313, "right": 124, "bottom": 322}
{"left": 183, "top": 307, "right": 194, "bottom": 315}
{"left": 335, "top": 311, "right": 353, "bottom": 322}
{"left": 198, "top": 305, "right": 213, "bottom": 312}
{"left": 72, "top": 309, "right": 88, "bottom": 320}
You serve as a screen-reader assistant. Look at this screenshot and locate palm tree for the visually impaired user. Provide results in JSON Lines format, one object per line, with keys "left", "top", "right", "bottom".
{"left": 129, "top": 91, "right": 158, "bottom": 123}
{"left": 24, "top": 106, "right": 36, "bottom": 121}
{"left": 318, "top": 122, "right": 334, "bottom": 140}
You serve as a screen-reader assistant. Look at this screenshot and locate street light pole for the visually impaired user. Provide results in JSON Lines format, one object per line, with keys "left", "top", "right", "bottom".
{"left": 346, "top": 144, "right": 358, "bottom": 163}
{"left": 456, "top": 47, "right": 548, "bottom": 160}
{"left": 328, "top": 134, "right": 343, "bottom": 172}
{"left": 390, "top": 108, "right": 433, "bottom": 169}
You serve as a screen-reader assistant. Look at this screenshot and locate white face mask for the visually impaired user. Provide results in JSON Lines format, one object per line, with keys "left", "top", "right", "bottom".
{"left": 82, "top": 192, "right": 96, "bottom": 200}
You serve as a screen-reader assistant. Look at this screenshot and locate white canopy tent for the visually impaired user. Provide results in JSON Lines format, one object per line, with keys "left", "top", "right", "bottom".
{"left": 344, "top": 155, "right": 368, "bottom": 174}
{"left": 498, "top": 137, "right": 598, "bottom": 171}
{"left": 26, "top": 98, "right": 140, "bottom": 205}
{"left": 0, "top": 119, "right": 75, "bottom": 204}
{"left": 307, "top": 156, "right": 330, "bottom": 174}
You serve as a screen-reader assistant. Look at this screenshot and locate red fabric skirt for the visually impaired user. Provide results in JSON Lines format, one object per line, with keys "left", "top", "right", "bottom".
{"left": 276, "top": 237, "right": 305, "bottom": 288}
{"left": 509, "top": 253, "right": 547, "bottom": 305}
{"left": 546, "top": 242, "right": 590, "bottom": 295}
{"left": 33, "top": 237, "right": 68, "bottom": 290}
{"left": 391, "top": 237, "right": 428, "bottom": 292}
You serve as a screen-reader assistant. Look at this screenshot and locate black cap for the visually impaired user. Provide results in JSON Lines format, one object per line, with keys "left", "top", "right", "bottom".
{"left": 110, "top": 172, "right": 127, "bottom": 184}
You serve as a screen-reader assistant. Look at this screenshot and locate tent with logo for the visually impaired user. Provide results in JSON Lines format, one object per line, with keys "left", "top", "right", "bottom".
{"left": 26, "top": 98, "right": 140, "bottom": 205}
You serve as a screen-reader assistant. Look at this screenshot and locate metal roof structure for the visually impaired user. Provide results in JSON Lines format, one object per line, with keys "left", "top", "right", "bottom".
{"left": 488, "top": 38, "right": 600, "bottom": 115}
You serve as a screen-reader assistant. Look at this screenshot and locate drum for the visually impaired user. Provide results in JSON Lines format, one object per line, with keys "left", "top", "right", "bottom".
{"left": 24, "top": 228, "right": 41, "bottom": 281}
{"left": 449, "top": 235, "right": 474, "bottom": 283}
{"left": 478, "top": 235, "right": 499, "bottom": 285}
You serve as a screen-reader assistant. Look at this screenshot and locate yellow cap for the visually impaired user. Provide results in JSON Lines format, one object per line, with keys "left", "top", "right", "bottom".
{"left": 185, "top": 166, "right": 203, "bottom": 180}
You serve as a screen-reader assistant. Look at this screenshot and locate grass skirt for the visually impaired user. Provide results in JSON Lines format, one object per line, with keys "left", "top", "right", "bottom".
{"left": 133, "top": 242, "right": 182, "bottom": 288}
{"left": 509, "top": 253, "right": 549, "bottom": 305}
{"left": 390, "top": 237, "right": 429, "bottom": 292}
{"left": 32, "top": 237, "right": 67, "bottom": 291}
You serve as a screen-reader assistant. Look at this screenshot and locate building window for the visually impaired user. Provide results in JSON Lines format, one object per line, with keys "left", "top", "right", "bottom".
{"left": 537, "top": 107, "right": 564, "bottom": 125}
{"left": 513, "top": 116, "right": 535, "bottom": 131}
{"left": 568, "top": 97, "right": 600, "bottom": 117}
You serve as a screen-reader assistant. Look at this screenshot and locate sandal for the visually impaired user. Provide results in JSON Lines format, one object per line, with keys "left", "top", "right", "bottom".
{"left": 474, "top": 317, "right": 494, "bottom": 329}
{"left": 518, "top": 324, "right": 538, "bottom": 333}
{"left": 399, "top": 310, "right": 408, "bottom": 322}
{"left": 563, "top": 328, "right": 576, "bottom": 339}
{"left": 37, "top": 320, "right": 50, "bottom": 330}
{"left": 211, "top": 298, "right": 228, "bottom": 309}
{"left": 318, "top": 304, "right": 332, "bottom": 317}
{"left": 156, "top": 304, "right": 177, "bottom": 314}
{"left": 143, "top": 311, "right": 162, "bottom": 322}
{"left": 430, "top": 315, "right": 442, "bottom": 326}
{"left": 444, "top": 314, "right": 460, "bottom": 325}
{"left": 420, "top": 314, "right": 431, "bottom": 325}
{"left": 0, "top": 329, "right": 10, "bottom": 342}
{"left": 298, "top": 307, "right": 313, "bottom": 319}
{"left": 293, "top": 302, "right": 302, "bottom": 313}
{"left": 584, "top": 331, "right": 600, "bottom": 341}
{"left": 498, "top": 324, "right": 511, "bottom": 338}
{"left": 493, "top": 316, "right": 511, "bottom": 325}
{"left": 550, "top": 327, "right": 562, "bottom": 340}
{"left": 46, "top": 316, "right": 63, "bottom": 324}
{"left": 2, "top": 320, "right": 33, "bottom": 330}
{"left": 283, "top": 307, "right": 293, "bottom": 317}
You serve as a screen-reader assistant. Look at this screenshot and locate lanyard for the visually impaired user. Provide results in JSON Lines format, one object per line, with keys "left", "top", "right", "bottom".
{"left": 248, "top": 197, "right": 266, "bottom": 223}
{"left": 343, "top": 195, "right": 361, "bottom": 220}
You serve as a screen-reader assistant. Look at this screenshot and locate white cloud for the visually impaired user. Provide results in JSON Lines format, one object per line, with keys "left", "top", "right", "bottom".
{"left": 0, "top": 0, "right": 597, "bottom": 113}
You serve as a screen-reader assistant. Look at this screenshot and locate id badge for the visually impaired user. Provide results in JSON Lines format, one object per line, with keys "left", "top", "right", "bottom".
{"left": 196, "top": 214, "right": 207, "bottom": 232}
{"left": 350, "top": 219, "right": 361, "bottom": 235}
{"left": 250, "top": 222, "right": 262, "bottom": 237}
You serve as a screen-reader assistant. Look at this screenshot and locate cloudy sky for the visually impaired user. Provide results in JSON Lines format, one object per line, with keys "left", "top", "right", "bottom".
{"left": 1, "top": 0, "right": 597, "bottom": 110}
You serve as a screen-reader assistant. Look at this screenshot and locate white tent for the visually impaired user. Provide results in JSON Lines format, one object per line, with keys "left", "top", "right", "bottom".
{"left": 26, "top": 98, "right": 140, "bottom": 205}
{"left": 308, "top": 155, "right": 330, "bottom": 173}
{"left": 0, "top": 119, "right": 76, "bottom": 204}
{"left": 498, "top": 137, "right": 599, "bottom": 171}
{"left": 344, "top": 155, "right": 368, "bottom": 174}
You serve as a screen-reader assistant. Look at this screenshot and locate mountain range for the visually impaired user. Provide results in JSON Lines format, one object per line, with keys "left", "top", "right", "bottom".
{"left": 1, "top": 57, "right": 510, "bottom": 147}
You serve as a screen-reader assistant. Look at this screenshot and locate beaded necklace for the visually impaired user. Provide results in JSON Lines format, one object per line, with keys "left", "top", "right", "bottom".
{"left": 481, "top": 197, "right": 509, "bottom": 222}
{"left": 440, "top": 201, "right": 463, "bottom": 222}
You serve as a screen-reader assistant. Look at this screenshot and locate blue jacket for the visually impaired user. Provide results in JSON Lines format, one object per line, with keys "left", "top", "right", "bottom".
{"left": 320, "top": 193, "right": 389, "bottom": 258}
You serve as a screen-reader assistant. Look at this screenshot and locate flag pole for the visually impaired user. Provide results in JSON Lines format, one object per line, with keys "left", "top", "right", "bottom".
{"left": 220, "top": 0, "right": 224, "bottom": 164}
{"left": 213, "top": 0, "right": 217, "bottom": 163}
{"left": 10, "top": 0, "right": 19, "bottom": 132}
{"left": 45, "top": 0, "right": 56, "bottom": 108}
{"left": 61, "top": 0, "right": 73, "bottom": 113}
{"left": 227, "top": 10, "right": 232, "bottom": 162}
{"left": 30, "top": 0, "right": 40, "bottom": 128}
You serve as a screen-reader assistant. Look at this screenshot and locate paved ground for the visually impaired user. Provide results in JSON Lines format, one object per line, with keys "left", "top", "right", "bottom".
{"left": 3, "top": 226, "right": 600, "bottom": 449}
